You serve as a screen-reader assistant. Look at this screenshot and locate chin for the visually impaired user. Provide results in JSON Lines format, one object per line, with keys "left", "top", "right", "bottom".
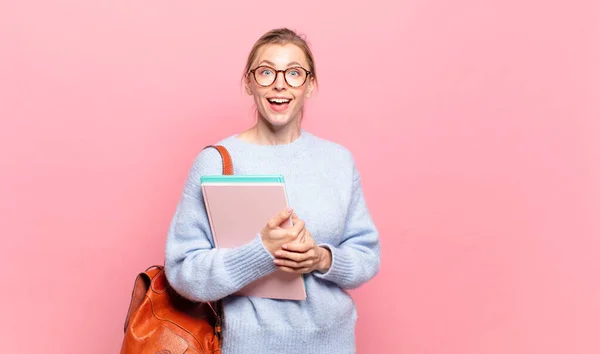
{"left": 266, "top": 116, "right": 294, "bottom": 126}
{"left": 259, "top": 110, "right": 298, "bottom": 127}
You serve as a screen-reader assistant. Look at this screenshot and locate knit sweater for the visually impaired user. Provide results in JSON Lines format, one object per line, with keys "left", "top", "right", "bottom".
{"left": 164, "top": 129, "right": 380, "bottom": 354}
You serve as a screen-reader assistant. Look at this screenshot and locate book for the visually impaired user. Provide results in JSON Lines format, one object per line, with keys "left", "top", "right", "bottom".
{"left": 200, "top": 175, "right": 307, "bottom": 300}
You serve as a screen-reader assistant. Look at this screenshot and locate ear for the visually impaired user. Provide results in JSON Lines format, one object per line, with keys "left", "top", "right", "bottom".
{"left": 244, "top": 75, "right": 253, "bottom": 95}
{"left": 305, "top": 77, "right": 315, "bottom": 98}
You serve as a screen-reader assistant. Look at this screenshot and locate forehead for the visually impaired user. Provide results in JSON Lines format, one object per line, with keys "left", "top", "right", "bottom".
{"left": 253, "top": 44, "right": 309, "bottom": 68}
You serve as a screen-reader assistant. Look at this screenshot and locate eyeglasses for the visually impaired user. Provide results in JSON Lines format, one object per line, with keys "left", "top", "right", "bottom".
{"left": 249, "top": 65, "right": 311, "bottom": 88}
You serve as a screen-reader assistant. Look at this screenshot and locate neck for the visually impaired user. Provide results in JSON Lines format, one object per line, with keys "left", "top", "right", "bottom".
{"left": 242, "top": 117, "right": 302, "bottom": 146}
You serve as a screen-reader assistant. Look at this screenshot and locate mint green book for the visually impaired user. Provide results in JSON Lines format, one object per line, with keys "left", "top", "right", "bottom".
{"left": 200, "top": 175, "right": 285, "bottom": 184}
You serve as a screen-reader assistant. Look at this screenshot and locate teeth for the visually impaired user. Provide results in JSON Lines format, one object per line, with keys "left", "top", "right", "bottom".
{"left": 268, "top": 98, "right": 291, "bottom": 103}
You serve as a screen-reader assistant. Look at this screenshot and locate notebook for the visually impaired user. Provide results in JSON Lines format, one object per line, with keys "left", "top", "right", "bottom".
{"left": 200, "top": 175, "right": 307, "bottom": 300}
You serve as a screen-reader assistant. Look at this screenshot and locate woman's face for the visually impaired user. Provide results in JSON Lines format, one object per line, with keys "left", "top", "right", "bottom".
{"left": 246, "top": 43, "right": 314, "bottom": 128}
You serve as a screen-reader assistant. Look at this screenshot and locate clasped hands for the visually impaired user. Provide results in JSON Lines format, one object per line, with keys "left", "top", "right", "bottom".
{"left": 260, "top": 207, "right": 332, "bottom": 274}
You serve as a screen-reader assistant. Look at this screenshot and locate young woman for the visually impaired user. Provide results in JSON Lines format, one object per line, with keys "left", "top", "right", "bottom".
{"left": 164, "top": 28, "right": 380, "bottom": 353}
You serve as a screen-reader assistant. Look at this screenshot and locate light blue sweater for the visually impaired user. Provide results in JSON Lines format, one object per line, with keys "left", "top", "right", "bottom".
{"left": 164, "top": 129, "right": 380, "bottom": 354}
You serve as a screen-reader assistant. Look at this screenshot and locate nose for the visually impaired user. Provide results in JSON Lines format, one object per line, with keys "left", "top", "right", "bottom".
{"left": 273, "top": 71, "right": 287, "bottom": 91}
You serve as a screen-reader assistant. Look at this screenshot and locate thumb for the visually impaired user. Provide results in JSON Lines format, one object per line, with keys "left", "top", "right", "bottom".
{"left": 268, "top": 207, "right": 294, "bottom": 228}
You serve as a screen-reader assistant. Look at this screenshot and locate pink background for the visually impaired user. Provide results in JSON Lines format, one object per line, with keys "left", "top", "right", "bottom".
{"left": 1, "top": 1, "right": 599, "bottom": 353}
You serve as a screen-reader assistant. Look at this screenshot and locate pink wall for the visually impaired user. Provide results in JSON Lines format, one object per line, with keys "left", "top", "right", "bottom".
{"left": 1, "top": 1, "right": 599, "bottom": 353}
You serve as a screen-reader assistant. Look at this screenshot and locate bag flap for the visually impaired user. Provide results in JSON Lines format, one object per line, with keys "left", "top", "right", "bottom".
{"left": 123, "top": 266, "right": 162, "bottom": 332}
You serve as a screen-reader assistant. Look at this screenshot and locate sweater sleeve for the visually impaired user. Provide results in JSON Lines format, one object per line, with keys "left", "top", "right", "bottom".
{"left": 313, "top": 158, "right": 381, "bottom": 289}
{"left": 164, "top": 148, "right": 278, "bottom": 302}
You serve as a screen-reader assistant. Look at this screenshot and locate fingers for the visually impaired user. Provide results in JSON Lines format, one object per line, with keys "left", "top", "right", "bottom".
{"left": 275, "top": 248, "right": 315, "bottom": 262}
{"left": 288, "top": 216, "right": 305, "bottom": 236}
{"left": 282, "top": 240, "right": 312, "bottom": 253}
{"left": 291, "top": 212, "right": 300, "bottom": 223}
{"left": 278, "top": 212, "right": 307, "bottom": 238}
{"left": 295, "top": 226, "right": 307, "bottom": 243}
{"left": 274, "top": 257, "right": 316, "bottom": 272}
{"left": 274, "top": 257, "right": 314, "bottom": 267}
{"left": 266, "top": 207, "right": 294, "bottom": 229}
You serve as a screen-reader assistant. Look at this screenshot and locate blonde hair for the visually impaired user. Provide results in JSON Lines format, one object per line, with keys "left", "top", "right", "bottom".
{"left": 243, "top": 28, "right": 318, "bottom": 87}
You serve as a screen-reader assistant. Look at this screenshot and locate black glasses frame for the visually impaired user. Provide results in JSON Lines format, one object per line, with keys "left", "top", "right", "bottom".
{"left": 249, "top": 65, "right": 312, "bottom": 88}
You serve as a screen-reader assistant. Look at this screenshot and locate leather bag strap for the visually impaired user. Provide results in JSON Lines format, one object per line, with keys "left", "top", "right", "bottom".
{"left": 202, "top": 144, "right": 233, "bottom": 342}
{"left": 204, "top": 145, "right": 233, "bottom": 175}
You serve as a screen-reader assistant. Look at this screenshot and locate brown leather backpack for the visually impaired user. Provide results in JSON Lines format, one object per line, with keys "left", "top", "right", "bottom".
{"left": 120, "top": 145, "right": 233, "bottom": 354}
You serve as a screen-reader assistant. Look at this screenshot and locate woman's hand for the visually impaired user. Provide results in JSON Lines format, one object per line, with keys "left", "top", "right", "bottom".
{"left": 260, "top": 208, "right": 306, "bottom": 256}
{"left": 273, "top": 213, "right": 332, "bottom": 274}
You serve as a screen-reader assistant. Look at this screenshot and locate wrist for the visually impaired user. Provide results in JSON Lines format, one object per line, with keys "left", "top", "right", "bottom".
{"left": 259, "top": 233, "right": 276, "bottom": 256}
{"left": 316, "top": 246, "right": 332, "bottom": 273}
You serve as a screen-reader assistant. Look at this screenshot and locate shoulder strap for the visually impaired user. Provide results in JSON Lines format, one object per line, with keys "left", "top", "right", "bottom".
{"left": 202, "top": 144, "right": 229, "bottom": 343}
{"left": 204, "top": 145, "right": 233, "bottom": 175}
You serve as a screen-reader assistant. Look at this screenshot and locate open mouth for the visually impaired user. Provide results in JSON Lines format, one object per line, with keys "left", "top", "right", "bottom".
{"left": 267, "top": 98, "right": 292, "bottom": 112}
